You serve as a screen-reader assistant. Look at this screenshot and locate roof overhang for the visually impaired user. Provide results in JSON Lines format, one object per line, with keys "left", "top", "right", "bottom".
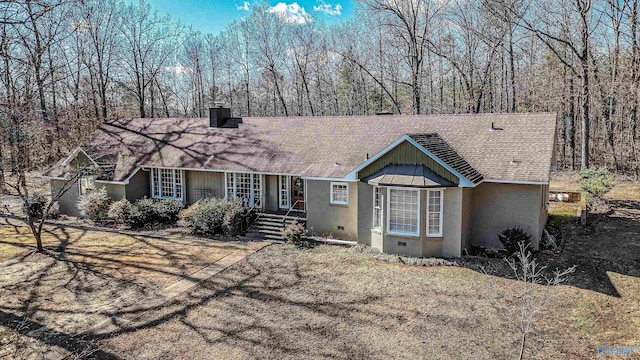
{"left": 344, "top": 135, "right": 476, "bottom": 187}
{"left": 362, "top": 164, "right": 457, "bottom": 188}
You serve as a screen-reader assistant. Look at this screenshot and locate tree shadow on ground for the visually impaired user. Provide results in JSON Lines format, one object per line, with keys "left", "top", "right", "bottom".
{"left": 0, "top": 219, "right": 398, "bottom": 359}
{"left": 463, "top": 202, "right": 640, "bottom": 297}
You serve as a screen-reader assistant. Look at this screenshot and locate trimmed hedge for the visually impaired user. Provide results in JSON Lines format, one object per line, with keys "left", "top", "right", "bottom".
{"left": 108, "top": 198, "right": 183, "bottom": 228}
{"left": 189, "top": 198, "right": 246, "bottom": 237}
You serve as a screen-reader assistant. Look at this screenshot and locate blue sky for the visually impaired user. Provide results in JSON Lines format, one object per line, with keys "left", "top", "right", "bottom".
{"left": 130, "top": 0, "right": 355, "bottom": 35}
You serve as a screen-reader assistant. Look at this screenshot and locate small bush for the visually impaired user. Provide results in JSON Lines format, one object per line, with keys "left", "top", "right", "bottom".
{"left": 153, "top": 199, "right": 184, "bottom": 224}
{"left": 108, "top": 199, "right": 134, "bottom": 223}
{"left": 22, "top": 192, "right": 48, "bottom": 220}
{"left": 283, "top": 220, "right": 309, "bottom": 248}
{"left": 191, "top": 198, "right": 238, "bottom": 236}
{"left": 223, "top": 201, "right": 247, "bottom": 236}
{"left": 179, "top": 201, "right": 200, "bottom": 226}
{"left": 498, "top": 227, "right": 532, "bottom": 256}
{"left": 78, "top": 187, "right": 111, "bottom": 221}
{"left": 118, "top": 198, "right": 183, "bottom": 228}
{"left": 189, "top": 198, "right": 245, "bottom": 236}
{"left": 47, "top": 201, "right": 61, "bottom": 219}
{"left": 579, "top": 167, "right": 614, "bottom": 210}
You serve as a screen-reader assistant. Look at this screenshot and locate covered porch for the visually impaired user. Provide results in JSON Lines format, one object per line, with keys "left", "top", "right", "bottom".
{"left": 178, "top": 169, "right": 307, "bottom": 215}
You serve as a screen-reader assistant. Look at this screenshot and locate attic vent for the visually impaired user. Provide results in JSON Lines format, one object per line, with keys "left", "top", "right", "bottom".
{"left": 489, "top": 122, "right": 504, "bottom": 132}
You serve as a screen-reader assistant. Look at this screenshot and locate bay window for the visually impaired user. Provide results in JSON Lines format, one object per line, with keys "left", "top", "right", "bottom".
{"left": 427, "top": 189, "right": 443, "bottom": 237}
{"left": 151, "top": 168, "right": 183, "bottom": 200}
{"left": 387, "top": 188, "right": 419, "bottom": 236}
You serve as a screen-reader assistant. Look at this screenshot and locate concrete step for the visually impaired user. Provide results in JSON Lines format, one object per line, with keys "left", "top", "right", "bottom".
{"left": 254, "top": 224, "right": 284, "bottom": 232}
{"left": 257, "top": 228, "right": 284, "bottom": 236}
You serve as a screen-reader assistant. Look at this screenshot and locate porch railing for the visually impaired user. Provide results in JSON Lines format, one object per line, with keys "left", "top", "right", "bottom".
{"left": 285, "top": 200, "right": 305, "bottom": 218}
{"left": 242, "top": 196, "right": 263, "bottom": 234}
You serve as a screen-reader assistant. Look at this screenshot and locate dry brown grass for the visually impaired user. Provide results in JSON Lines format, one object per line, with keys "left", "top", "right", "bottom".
{"left": 99, "top": 239, "right": 640, "bottom": 360}
{"left": 0, "top": 218, "right": 251, "bottom": 358}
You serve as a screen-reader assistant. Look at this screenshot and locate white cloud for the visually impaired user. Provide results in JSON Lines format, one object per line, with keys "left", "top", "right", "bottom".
{"left": 165, "top": 65, "right": 190, "bottom": 75}
{"left": 268, "top": 2, "right": 311, "bottom": 24}
{"left": 313, "top": 1, "right": 342, "bottom": 16}
{"left": 236, "top": 1, "right": 250, "bottom": 11}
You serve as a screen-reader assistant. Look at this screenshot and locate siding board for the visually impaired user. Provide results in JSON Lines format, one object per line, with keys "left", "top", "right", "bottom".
{"left": 357, "top": 141, "right": 459, "bottom": 184}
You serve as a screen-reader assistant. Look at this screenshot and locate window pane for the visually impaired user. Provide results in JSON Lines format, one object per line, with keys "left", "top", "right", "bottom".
{"left": 253, "top": 174, "right": 261, "bottom": 205}
{"left": 389, "top": 188, "right": 418, "bottom": 234}
{"left": 236, "top": 173, "right": 251, "bottom": 205}
{"left": 373, "top": 187, "right": 382, "bottom": 229}
{"left": 427, "top": 190, "right": 442, "bottom": 235}
{"left": 175, "top": 171, "right": 183, "bottom": 199}
{"left": 161, "top": 169, "right": 173, "bottom": 197}
{"left": 279, "top": 175, "right": 289, "bottom": 208}
{"left": 226, "top": 173, "right": 234, "bottom": 199}
{"left": 332, "top": 184, "right": 348, "bottom": 203}
{"left": 152, "top": 169, "right": 160, "bottom": 197}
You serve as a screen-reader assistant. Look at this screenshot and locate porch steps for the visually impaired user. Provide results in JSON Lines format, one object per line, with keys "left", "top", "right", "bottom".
{"left": 246, "top": 212, "right": 307, "bottom": 242}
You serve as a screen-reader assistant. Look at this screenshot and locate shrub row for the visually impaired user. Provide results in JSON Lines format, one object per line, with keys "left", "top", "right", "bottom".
{"left": 108, "top": 198, "right": 183, "bottom": 228}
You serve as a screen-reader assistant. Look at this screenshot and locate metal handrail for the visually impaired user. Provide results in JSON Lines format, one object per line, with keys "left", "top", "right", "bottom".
{"left": 244, "top": 197, "right": 264, "bottom": 232}
{"left": 285, "top": 200, "right": 305, "bottom": 217}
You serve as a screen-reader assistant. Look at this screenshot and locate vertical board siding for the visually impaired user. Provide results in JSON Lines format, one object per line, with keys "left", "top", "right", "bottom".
{"left": 185, "top": 171, "right": 224, "bottom": 204}
{"left": 357, "top": 141, "right": 459, "bottom": 184}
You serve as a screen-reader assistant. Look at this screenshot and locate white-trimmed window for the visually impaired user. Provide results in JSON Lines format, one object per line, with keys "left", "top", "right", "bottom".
{"left": 330, "top": 182, "right": 349, "bottom": 205}
{"left": 150, "top": 168, "right": 183, "bottom": 200}
{"left": 427, "top": 189, "right": 443, "bottom": 237}
{"left": 279, "top": 175, "right": 290, "bottom": 208}
{"left": 78, "top": 175, "right": 96, "bottom": 196}
{"left": 387, "top": 188, "right": 419, "bottom": 236}
{"left": 373, "top": 186, "right": 382, "bottom": 230}
{"left": 225, "top": 172, "right": 262, "bottom": 206}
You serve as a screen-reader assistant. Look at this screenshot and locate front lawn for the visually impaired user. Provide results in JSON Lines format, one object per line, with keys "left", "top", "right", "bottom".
{"left": 0, "top": 218, "right": 257, "bottom": 358}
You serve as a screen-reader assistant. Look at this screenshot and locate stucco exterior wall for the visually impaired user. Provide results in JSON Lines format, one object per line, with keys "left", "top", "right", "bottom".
{"left": 460, "top": 187, "right": 473, "bottom": 252}
{"left": 356, "top": 182, "right": 373, "bottom": 246}
{"left": 305, "top": 180, "right": 358, "bottom": 240}
{"left": 124, "top": 169, "right": 149, "bottom": 202}
{"left": 51, "top": 179, "right": 125, "bottom": 216}
{"left": 469, "top": 182, "right": 545, "bottom": 249}
{"left": 185, "top": 170, "right": 224, "bottom": 204}
{"left": 51, "top": 179, "right": 81, "bottom": 217}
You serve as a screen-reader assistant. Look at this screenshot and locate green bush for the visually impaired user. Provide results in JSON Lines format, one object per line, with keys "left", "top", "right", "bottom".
{"left": 154, "top": 199, "right": 184, "bottom": 224}
{"left": 191, "top": 198, "right": 245, "bottom": 236}
{"left": 77, "top": 187, "right": 111, "bottom": 221}
{"left": 47, "top": 201, "right": 61, "bottom": 219}
{"left": 497, "top": 227, "right": 532, "bottom": 256}
{"left": 223, "top": 201, "right": 247, "bottom": 236}
{"left": 119, "top": 198, "right": 183, "bottom": 228}
{"left": 579, "top": 167, "right": 614, "bottom": 210}
{"left": 108, "top": 199, "right": 134, "bottom": 223}
{"left": 21, "top": 192, "right": 47, "bottom": 220}
{"left": 283, "top": 220, "right": 310, "bottom": 248}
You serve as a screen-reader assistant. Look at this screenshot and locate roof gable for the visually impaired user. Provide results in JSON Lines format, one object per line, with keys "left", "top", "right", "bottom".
{"left": 351, "top": 135, "right": 478, "bottom": 187}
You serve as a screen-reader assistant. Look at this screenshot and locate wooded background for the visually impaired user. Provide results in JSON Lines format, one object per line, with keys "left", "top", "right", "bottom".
{"left": 1, "top": 0, "right": 639, "bottom": 186}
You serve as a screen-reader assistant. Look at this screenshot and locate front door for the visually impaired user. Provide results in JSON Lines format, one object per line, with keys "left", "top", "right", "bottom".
{"left": 291, "top": 176, "right": 305, "bottom": 211}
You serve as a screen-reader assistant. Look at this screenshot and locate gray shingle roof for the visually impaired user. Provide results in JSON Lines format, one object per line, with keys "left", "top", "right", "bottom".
{"left": 43, "top": 113, "right": 557, "bottom": 184}
{"left": 409, "top": 134, "right": 484, "bottom": 184}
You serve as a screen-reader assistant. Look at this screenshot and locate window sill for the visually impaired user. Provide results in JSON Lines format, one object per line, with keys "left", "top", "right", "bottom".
{"left": 386, "top": 231, "right": 420, "bottom": 238}
{"left": 329, "top": 202, "right": 349, "bottom": 207}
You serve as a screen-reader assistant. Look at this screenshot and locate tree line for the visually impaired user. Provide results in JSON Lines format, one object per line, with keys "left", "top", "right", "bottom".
{"left": 1, "top": 0, "right": 639, "bottom": 189}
